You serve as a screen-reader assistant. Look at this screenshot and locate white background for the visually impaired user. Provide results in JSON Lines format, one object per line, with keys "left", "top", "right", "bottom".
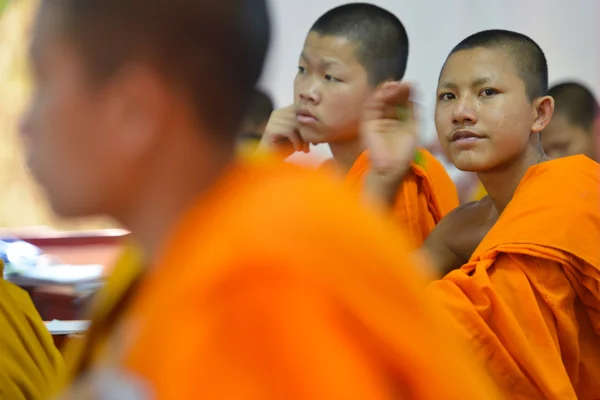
{"left": 258, "top": 0, "right": 599, "bottom": 164}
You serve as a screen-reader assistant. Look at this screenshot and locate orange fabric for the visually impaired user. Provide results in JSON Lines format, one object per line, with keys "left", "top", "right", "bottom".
{"left": 342, "top": 148, "right": 458, "bottom": 249}
{"left": 64, "top": 159, "right": 500, "bottom": 399}
{"left": 428, "top": 155, "right": 600, "bottom": 399}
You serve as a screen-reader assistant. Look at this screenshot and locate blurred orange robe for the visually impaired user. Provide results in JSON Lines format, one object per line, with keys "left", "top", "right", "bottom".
{"left": 428, "top": 155, "right": 600, "bottom": 399}
{"left": 58, "top": 159, "right": 499, "bottom": 399}
{"left": 333, "top": 148, "right": 458, "bottom": 248}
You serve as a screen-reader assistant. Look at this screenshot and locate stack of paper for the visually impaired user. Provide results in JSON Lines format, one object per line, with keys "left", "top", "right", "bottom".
{"left": 8, "top": 264, "right": 104, "bottom": 287}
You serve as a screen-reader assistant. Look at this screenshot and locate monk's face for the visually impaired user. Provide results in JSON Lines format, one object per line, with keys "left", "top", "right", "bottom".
{"left": 21, "top": 3, "right": 157, "bottom": 218}
{"left": 435, "top": 47, "right": 545, "bottom": 172}
{"left": 294, "top": 32, "right": 372, "bottom": 145}
{"left": 541, "top": 114, "right": 595, "bottom": 160}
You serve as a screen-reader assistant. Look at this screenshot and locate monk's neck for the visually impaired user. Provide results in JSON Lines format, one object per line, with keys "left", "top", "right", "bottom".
{"left": 117, "top": 137, "right": 235, "bottom": 264}
{"left": 328, "top": 139, "right": 365, "bottom": 176}
{"left": 478, "top": 146, "right": 549, "bottom": 214}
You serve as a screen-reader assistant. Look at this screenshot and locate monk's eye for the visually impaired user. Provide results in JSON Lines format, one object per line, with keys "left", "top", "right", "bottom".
{"left": 324, "top": 74, "right": 341, "bottom": 83}
{"left": 297, "top": 66, "right": 306, "bottom": 74}
{"left": 480, "top": 88, "right": 498, "bottom": 97}
{"left": 438, "top": 92, "right": 455, "bottom": 101}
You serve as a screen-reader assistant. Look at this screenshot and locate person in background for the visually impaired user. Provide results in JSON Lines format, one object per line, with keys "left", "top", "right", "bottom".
{"left": 542, "top": 81, "right": 599, "bottom": 160}
{"left": 259, "top": 3, "right": 458, "bottom": 250}
{"left": 237, "top": 89, "right": 274, "bottom": 157}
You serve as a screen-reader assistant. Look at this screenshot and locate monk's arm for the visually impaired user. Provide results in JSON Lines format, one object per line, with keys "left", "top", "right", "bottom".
{"left": 363, "top": 168, "right": 410, "bottom": 212}
{"left": 417, "top": 217, "right": 463, "bottom": 277}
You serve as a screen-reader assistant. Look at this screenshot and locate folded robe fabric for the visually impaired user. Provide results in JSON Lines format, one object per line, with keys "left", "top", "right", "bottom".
{"left": 428, "top": 155, "right": 600, "bottom": 399}
{"left": 333, "top": 147, "right": 459, "bottom": 249}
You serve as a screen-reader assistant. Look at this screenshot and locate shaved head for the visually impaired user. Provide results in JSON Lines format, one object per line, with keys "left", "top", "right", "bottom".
{"left": 309, "top": 3, "right": 409, "bottom": 85}
{"left": 446, "top": 29, "right": 548, "bottom": 101}
{"left": 549, "top": 82, "right": 599, "bottom": 131}
{"left": 242, "top": 89, "right": 274, "bottom": 130}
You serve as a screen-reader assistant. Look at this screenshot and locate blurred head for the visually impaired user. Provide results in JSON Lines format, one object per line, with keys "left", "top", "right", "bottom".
{"left": 435, "top": 29, "right": 553, "bottom": 172}
{"left": 542, "top": 82, "right": 599, "bottom": 160}
{"left": 236, "top": 89, "right": 273, "bottom": 156}
{"left": 21, "top": 0, "right": 270, "bottom": 218}
{"left": 294, "top": 3, "right": 409, "bottom": 145}
{"left": 238, "top": 89, "right": 274, "bottom": 136}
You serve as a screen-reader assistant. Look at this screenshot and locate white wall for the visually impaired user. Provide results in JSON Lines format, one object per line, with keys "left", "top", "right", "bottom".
{"left": 258, "top": 0, "right": 599, "bottom": 165}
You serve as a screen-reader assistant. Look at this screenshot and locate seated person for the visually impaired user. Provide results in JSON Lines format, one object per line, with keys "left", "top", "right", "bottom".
{"left": 542, "top": 81, "right": 599, "bottom": 160}
{"left": 237, "top": 89, "right": 274, "bottom": 157}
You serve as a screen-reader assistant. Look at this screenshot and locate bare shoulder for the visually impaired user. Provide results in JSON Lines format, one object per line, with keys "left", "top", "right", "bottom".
{"left": 424, "top": 196, "right": 498, "bottom": 275}
{"left": 438, "top": 196, "right": 494, "bottom": 231}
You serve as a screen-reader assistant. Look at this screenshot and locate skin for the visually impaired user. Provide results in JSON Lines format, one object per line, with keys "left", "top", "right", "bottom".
{"left": 259, "top": 32, "right": 375, "bottom": 174}
{"left": 423, "top": 46, "right": 554, "bottom": 274}
{"left": 259, "top": 32, "right": 416, "bottom": 207}
{"left": 21, "top": 2, "right": 234, "bottom": 261}
{"left": 541, "top": 114, "right": 595, "bottom": 160}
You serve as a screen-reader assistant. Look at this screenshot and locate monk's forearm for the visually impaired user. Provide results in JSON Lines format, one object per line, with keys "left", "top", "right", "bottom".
{"left": 363, "top": 168, "right": 409, "bottom": 211}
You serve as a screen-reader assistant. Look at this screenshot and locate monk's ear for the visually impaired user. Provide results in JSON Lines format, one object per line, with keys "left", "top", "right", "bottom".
{"left": 531, "top": 95, "right": 554, "bottom": 133}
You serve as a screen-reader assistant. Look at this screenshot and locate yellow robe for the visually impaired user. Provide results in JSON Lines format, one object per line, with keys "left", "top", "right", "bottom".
{"left": 0, "top": 260, "right": 64, "bottom": 399}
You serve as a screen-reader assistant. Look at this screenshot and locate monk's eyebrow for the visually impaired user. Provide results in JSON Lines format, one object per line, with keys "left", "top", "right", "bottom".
{"left": 438, "top": 81, "right": 457, "bottom": 90}
{"left": 438, "top": 76, "right": 495, "bottom": 90}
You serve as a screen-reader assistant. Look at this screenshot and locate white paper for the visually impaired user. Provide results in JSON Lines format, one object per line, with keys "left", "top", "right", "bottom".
{"left": 10, "top": 264, "right": 103, "bottom": 285}
{"left": 44, "top": 319, "right": 90, "bottom": 335}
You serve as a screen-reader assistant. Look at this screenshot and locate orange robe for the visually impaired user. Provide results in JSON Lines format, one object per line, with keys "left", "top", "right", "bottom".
{"left": 59, "top": 159, "right": 499, "bottom": 399}
{"left": 341, "top": 148, "right": 458, "bottom": 248}
{"left": 428, "top": 155, "right": 600, "bottom": 399}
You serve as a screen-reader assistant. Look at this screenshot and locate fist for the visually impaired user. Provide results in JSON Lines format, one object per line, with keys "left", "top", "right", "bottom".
{"left": 257, "top": 105, "right": 309, "bottom": 157}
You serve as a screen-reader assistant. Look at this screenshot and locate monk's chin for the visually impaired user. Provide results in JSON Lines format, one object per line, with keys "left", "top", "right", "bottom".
{"left": 298, "top": 128, "right": 326, "bottom": 145}
{"left": 450, "top": 158, "right": 492, "bottom": 173}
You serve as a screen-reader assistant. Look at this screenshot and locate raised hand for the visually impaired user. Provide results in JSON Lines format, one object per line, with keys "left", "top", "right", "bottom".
{"left": 361, "top": 81, "right": 419, "bottom": 208}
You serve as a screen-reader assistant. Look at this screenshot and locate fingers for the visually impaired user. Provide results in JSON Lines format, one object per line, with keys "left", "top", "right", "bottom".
{"left": 378, "top": 81, "right": 411, "bottom": 105}
{"left": 363, "top": 81, "right": 414, "bottom": 122}
{"left": 261, "top": 105, "right": 310, "bottom": 154}
{"left": 287, "top": 129, "right": 309, "bottom": 153}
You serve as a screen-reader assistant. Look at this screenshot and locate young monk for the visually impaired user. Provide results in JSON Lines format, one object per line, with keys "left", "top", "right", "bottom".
{"left": 22, "top": 0, "right": 501, "bottom": 398}
{"left": 0, "top": 260, "right": 64, "bottom": 399}
{"left": 237, "top": 89, "right": 274, "bottom": 157}
{"left": 473, "top": 82, "right": 600, "bottom": 202}
{"left": 542, "top": 81, "right": 599, "bottom": 160}
{"left": 409, "top": 30, "right": 599, "bottom": 398}
{"left": 259, "top": 3, "right": 458, "bottom": 249}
